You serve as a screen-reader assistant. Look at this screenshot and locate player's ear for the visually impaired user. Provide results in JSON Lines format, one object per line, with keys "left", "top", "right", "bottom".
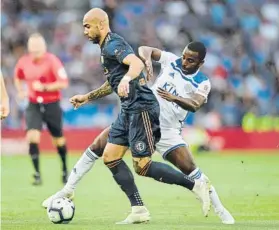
{"left": 198, "top": 60, "right": 204, "bottom": 68}
{"left": 99, "top": 20, "right": 104, "bottom": 30}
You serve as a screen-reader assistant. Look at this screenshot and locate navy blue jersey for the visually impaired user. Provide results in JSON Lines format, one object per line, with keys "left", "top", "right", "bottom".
{"left": 100, "top": 32, "right": 158, "bottom": 113}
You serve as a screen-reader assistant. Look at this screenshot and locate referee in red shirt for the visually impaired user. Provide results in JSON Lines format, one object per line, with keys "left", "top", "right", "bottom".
{"left": 14, "top": 33, "right": 69, "bottom": 185}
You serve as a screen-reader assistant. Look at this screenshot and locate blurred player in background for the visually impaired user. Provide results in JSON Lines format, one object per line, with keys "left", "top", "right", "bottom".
{"left": 1, "top": 71, "right": 10, "bottom": 120}
{"left": 14, "top": 33, "right": 69, "bottom": 185}
{"left": 43, "top": 8, "right": 211, "bottom": 224}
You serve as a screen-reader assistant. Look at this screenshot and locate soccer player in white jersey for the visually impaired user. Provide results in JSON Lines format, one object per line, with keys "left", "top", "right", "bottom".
{"left": 42, "top": 41, "right": 234, "bottom": 225}
{"left": 139, "top": 42, "right": 234, "bottom": 224}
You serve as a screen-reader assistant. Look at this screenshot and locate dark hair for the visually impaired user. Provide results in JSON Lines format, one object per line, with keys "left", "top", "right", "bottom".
{"left": 187, "top": 41, "right": 206, "bottom": 61}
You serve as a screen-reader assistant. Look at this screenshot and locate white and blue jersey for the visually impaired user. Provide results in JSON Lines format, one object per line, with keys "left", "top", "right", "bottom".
{"left": 151, "top": 51, "right": 211, "bottom": 158}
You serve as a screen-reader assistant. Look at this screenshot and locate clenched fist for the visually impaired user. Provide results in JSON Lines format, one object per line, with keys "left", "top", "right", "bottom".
{"left": 69, "top": 94, "right": 89, "bottom": 110}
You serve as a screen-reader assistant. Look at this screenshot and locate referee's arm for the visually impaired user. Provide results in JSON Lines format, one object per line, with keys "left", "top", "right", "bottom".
{"left": 44, "top": 55, "right": 69, "bottom": 92}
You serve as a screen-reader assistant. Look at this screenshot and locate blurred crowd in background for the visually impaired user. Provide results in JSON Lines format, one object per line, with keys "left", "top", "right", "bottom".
{"left": 1, "top": 0, "right": 279, "bottom": 130}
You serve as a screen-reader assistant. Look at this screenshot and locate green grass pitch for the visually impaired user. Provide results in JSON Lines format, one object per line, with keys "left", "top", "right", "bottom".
{"left": 1, "top": 152, "right": 279, "bottom": 230}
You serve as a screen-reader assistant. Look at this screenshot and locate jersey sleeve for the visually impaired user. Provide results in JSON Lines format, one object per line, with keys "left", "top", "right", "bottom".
{"left": 50, "top": 54, "right": 68, "bottom": 82}
{"left": 106, "top": 40, "right": 134, "bottom": 63}
{"left": 14, "top": 58, "right": 25, "bottom": 80}
{"left": 195, "top": 80, "right": 211, "bottom": 102}
{"left": 157, "top": 51, "right": 179, "bottom": 69}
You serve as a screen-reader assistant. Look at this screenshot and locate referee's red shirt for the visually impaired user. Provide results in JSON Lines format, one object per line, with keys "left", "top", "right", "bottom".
{"left": 14, "top": 52, "right": 68, "bottom": 104}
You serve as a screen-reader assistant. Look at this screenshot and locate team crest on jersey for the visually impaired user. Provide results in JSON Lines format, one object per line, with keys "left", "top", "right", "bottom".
{"left": 184, "top": 83, "right": 192, "bottom": 93}
{"left": 139, "top": 78, "right": 146, "bottom": 86}
{"left": 134, "top": 141, "right": 146, "bottom": 153}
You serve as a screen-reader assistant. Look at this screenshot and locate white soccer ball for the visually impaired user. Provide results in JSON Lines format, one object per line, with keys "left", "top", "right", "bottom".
{"left": 47, "top": 197, "right": 75, "bottom": 224}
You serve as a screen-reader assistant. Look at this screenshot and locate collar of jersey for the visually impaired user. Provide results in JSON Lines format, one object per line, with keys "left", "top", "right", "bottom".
{"left": 170, "top": 58, "right": 199, "bottom": 88}
{"left": 100, "top": 32, "right": 112, "bottom": 49}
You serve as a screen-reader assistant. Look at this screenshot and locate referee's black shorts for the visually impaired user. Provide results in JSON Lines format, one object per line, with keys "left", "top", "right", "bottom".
{"left": 25, "top": 101, "right": 64, "bottom": 137}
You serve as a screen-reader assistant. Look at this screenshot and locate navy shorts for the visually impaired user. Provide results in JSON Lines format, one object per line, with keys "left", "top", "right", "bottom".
{"left": 108, "top": 106, "right": 161, "bottom": 157}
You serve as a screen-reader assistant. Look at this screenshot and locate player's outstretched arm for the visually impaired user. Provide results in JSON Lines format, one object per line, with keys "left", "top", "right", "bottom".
{"left": 138, "top": 46, "right": 162, "bottom": 81}
{"left": 138, "top": 46, "right": 162, "bottom": 62}
{"left": 118, "top": 54, "right": 145, "bottom": 97}
{"left": 157, "top": 88, "right": 206, "bottom": 112}
{"left": 70, "top": 80, "right": 113, "bottom": 109}
{"left": 0, "top": 71, "right": 10, "bottom": 120}
{"left": 86, "top": 80, "right": 113, "bottom": 101}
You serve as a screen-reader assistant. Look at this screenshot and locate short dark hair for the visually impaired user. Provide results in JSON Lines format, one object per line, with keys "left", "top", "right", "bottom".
{"left": 187, "top": 41, "right": 206, "bottom": 61}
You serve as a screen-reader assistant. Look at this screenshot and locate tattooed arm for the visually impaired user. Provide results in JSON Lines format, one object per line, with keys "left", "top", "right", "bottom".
{"left": 87, "top": 80, "right": 113, "bottom": 101}
{"left": 69, "top": 80, "right": 113, "bottom": 109}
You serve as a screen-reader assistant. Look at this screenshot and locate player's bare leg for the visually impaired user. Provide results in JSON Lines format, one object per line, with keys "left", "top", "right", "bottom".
{"left": 52, "top": 136, "right": 68, "bottom": 184}
{"left": 166, "top": 146, "right": 235, "bottom": 224}
{"left": 103, "top": 143, "right": 150, "bottom": 224}
{"left": 27, "top": 129, "right": 42, "bottom": 185}
{"left": 42, "top": 128, "right": 109, "bottom": 208}
{"left": 133, "top": 156, "right": 210, "bottom": 217}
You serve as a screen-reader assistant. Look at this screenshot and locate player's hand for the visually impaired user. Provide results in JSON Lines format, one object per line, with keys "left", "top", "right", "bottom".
{"left": 32, "top": 81, "right": 45, "bottom": 92}
{"left": 118, "top": 76, "right": 131, "bottom": 97}
{"left": 144, "top": 59, "right": 153, "bottom": 81}
{"left": 157, "top": 87, "right": 176, "bottom": 102}
{"left": 69, "top": 94, "right": 89, "bottom": 110}
{"left": 0, "top": 99, "right": 10, "bottom": 120}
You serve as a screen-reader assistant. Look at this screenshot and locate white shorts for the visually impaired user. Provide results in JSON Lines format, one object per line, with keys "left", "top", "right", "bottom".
{"left": 156, "top": 127, "right": 187, "bottom": 159}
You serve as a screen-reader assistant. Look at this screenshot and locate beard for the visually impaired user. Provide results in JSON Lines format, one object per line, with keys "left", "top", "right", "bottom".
{"left": 92, "top": 37, "right": 100, "bottom": 44}
{"left": 182, "top": 65, "right": 199, "bottom": 75}
{"left": 89, "top": 34, "right": 100, "bottom": 44}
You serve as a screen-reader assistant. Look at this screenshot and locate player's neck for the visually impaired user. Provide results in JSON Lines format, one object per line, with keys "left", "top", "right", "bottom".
{"left": 99, "top": 29, "right": 111, "bottom": 46}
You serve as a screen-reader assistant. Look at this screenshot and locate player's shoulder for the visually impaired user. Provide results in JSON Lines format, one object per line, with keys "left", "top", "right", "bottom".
{"left": 193, "top": 71, "right": 210, "bottom": 85}
{"left": 162, "top": 51, "right": 179, "bottom": 60}
{"left": 158, "top": 51, "right": 179, "bottom": 66}
{"left": 104, "top": 33, "right": 121, "bottom": 48}
{"left": 104, "top": 33, "right": 133, "bottom": 55}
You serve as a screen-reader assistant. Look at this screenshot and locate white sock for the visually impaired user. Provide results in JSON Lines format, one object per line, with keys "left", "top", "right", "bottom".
{"left": 63, "top": 148, "right": 98, "bottom": 193}
{"left": 189, "top": 168, "right": 224, "bottom": 212}
{"left": 189, "top": 167, "right": 202, "bottom": 179}
{"left": 209, "top": 185, "right": 224, "bottom": 212}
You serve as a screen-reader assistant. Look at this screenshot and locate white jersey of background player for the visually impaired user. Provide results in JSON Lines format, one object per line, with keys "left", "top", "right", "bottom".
{"left": 152, "top": 51, "right": 211, "bottom": 157}
{"left": 43, "top": 42, "right": 234, "bottom": 225}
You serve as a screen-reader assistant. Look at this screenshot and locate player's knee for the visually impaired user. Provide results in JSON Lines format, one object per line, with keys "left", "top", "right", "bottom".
{"left": 103, "top": 143, "right": 127, "bottom": 164}
{"left": 132, "top": 157, "right": 151, "bottom": 176}
{"left": 53, "top": 137, "right": 66, "bottom": 147}
{"left": 103, "top": 152, "right": 111, "bottom": 164}
{"left": 89, "top": 142, "right": 104, "bottom": 158}
{"left": 26, "top": 129, "right": 41, "bottom": 143}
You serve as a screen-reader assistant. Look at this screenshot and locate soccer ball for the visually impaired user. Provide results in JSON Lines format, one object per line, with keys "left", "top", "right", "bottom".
{"left": 47, "top": 197, "right": 75, "bottom": 224}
